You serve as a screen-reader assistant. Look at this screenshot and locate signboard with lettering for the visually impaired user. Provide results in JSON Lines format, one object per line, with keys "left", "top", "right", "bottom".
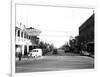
{"left": 25, "top": 28, "right": 41, "bottom": 36}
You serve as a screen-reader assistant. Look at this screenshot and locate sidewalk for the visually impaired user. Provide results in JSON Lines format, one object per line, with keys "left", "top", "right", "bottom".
{"left": 65, "top": 52, "right": 94, "bottom": 58}
{"left": 65, "top": 52, "right": 81, "bottom": 56}
{"left": 16, "top": 56, "right": 43, "bottom": 62}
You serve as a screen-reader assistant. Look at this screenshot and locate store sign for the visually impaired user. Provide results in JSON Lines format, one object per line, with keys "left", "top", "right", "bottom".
{"left": 25, "top": 29, "right": 41, "bottom": 36}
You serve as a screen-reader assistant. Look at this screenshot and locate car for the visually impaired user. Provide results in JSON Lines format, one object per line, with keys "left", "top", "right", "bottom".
{"left": 28, "top": 48, "right": 42, "bottom": 58}
{"left": 86, "top": 42, "right": 94, "bottom": 55}
{"left": 81, "top": 51, "right": 90, "bottom": 56}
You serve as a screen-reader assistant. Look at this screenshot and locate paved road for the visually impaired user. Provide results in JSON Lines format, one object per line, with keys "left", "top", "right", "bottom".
{"left": 46, "top": 49, "right": 67, "bottom": 56}
{"left": 46, "top": 49, "right": 81, "bottom": 56}
{"left": 57, "top": 49, "right": 66, "bottom": 56}
{"left": 16, "top": 55, "right": 94, "bottom": 73}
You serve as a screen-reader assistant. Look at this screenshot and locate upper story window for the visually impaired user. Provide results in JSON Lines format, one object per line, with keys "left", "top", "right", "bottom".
{"left": 27, "top": 34, "right": 28, "bottom": 39}
{"left": 29, "top": 36, "right": 31, "bottom": 40}
{"left": 15, "top": 29, "right": 17, "bottom": 36}
{"left": 29, "top": 36, "right": 30, "bottom": 40}
{"left": 24, "top": 33, "right": 26, "bottom": 38}
{"left": 21, "top": 32, "right": 23, "bottom": 38}
{"left": 18, "top": 30, "right": 20, "bottom": 37}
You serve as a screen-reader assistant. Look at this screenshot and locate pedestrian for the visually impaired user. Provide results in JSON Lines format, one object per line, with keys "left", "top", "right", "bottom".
{"left": 16, "top": 47, "right": 22, "bottom": 61}
{"left": 18, "top": 52, "right": 22, "bottom": 61}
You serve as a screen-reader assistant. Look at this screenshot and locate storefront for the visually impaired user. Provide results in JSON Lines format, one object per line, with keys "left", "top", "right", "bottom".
{"left": 15, "top": 23, "right": 41, "bottom": 57}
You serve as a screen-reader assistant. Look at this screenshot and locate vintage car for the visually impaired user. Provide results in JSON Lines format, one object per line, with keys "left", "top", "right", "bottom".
{"left": 28, "top": 48, "right": 42, "bottom": 58}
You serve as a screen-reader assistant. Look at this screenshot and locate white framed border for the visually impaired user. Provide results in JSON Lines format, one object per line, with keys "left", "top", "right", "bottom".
{"left": 11, "top": 0, "right": 96, "bottom": 77}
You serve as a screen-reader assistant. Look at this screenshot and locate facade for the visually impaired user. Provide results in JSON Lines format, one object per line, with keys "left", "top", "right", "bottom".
{"left": 79, "top": 13, "right": 94, "bottom": 51}
{"left": 15, "top": 22, "right": 41, "bottom": 56}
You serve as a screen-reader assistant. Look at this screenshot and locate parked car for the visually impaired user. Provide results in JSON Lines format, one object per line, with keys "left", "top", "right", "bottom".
{"left": 86, "top": 42, "right": 94, "bottom": 55}
{"left": 81, "top": 51, "right": 90, "bottom": 56}
{"left": 28, "top": 48, "right": 42, "bottom": 58}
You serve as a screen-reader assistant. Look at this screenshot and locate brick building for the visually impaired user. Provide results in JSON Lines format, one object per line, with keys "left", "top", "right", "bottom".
{"left": 79, "top": 13, "right": 94, "bottom": 51}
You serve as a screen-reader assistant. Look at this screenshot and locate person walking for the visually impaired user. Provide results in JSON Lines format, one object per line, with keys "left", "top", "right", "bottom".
{"left": 16, "top": 47, "right": 22, "bottom": 61}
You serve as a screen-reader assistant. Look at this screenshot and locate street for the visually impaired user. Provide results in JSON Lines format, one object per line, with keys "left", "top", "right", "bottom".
{"left": 16, "top": 49, "right": 94, "bottom": 73}
{"left": 15, "top": 6, "right": 95, "bottom": 73}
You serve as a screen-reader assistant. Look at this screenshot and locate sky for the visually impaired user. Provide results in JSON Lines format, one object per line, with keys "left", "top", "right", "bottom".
{"left": 16, "top": 5, "right": 94, "bottom": 48}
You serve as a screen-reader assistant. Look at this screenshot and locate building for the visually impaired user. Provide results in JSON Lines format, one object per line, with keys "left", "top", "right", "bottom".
{"left": 69, "top": 38, "right": 77, "bottom": 52}
{"left": 15, "top": 22, "right": 41, "bottom": 56}
{"left": 79, "top": 13, "right": 94, "bottom": 51}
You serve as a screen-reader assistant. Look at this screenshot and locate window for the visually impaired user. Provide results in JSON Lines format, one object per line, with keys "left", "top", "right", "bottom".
{"left": 27, "top": 35, "right": 28, "bottom": 39}
{"left": 24, "top": 33, "right": 26, "bottom": 38}
{"left": 28, "top": 36, "right": 30, "bottom": 39}
{"left": 18, "top": 30, "right": 20, "bottom": 37}
{"left": 21, "top": 32, "right": 23, "bottom": 37}
{"left": 29, "top": 36, "right": 31, "bottom": 40}
{"left": 32, "top": 50, "right": 38, "bottom": 52}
